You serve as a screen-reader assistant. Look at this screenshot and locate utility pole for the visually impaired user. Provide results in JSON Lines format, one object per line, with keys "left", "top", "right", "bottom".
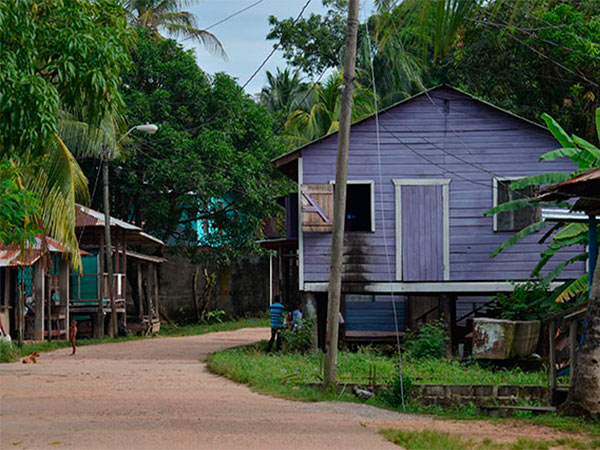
{"left": 103, "top": 144, "right": 117, "bottom": 338}
{"left": 323, "top": 0, "right": 359, "bottom": 387}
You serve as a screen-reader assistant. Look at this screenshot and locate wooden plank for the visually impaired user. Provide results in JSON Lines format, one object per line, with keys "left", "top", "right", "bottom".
{"left": 137, "top": 263, "right": 144, "bottom": 321}
{"left": 549, "top": 320, "right": 557, "bottom": 391}
{"left": 33, "top": 262, "right": 45, "bottom": 340}
{"left": 569, "top": 320, "right": 577, "bottom": 389}
{"left": 301, "top": 184, "right": 333, "bottom": 232}
{"left": 153, "top": 264, "right": 159, "bottom": 323}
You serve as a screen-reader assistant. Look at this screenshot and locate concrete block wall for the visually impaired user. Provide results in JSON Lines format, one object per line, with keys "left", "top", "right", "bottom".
{"left": 158, "top": 250, "right": 270, "bottom": 321}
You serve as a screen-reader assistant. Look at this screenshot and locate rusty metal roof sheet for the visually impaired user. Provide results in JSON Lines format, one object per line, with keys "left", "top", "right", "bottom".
{"left": 0, "top": 236, "right": 69, "bottom": 267}
{"left": 75, "top": 204, "right": 142, "bottom": 231}
{"left": 539, "top": 168, "right": 600, "bottom": 214}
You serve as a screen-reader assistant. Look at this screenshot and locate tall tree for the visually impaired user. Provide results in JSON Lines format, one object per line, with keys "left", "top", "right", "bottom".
{"left": 283, "top": 72, "right": 375, "bottom": 148}
{"left": 124, "top": 0, "right": 226, "bottom": 58}
{"left": 259, "top": 68, "right": 306, "bottom": 130}
{"left": 267, "top": 0, "right": 349, "bottom": 77}
{"left": 101, "top": 30, "right": 285, "bottom": 261}
{"left": 0, "top": 0, "right": 133, "bottom": 267}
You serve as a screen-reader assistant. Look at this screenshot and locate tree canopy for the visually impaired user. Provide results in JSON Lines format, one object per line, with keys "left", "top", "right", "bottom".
{"left": 96, "top": 30, "right": 286, "bottom": 262}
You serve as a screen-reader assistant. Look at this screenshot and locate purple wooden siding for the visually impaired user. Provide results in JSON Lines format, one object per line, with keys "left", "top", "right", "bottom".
{"left": 300, "top": 87, "right": 586, "bottom": 284}
{"left": 402, "top": 185, "right": 443, "bottom": 281}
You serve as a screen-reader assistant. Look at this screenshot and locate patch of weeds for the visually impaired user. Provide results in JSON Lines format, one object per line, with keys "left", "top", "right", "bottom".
{"left": 280, "top": 319, "right": 314, "bottom": 354}
{"left": 403, "top": 320, "right": 447, "bottom": 359}
{"left": 0, "top": 341, "right": 20, "bottom": 363}
{"left": 380, "top": 429, "right": 596, "bottom": 450}
{"left": 381, "top": 429, "right": 472, "bottom": 449}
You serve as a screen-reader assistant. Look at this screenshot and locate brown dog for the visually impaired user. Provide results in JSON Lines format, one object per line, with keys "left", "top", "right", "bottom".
{"left": 69, "top": 320, "right": 77, "bottom": 355}
{"left": 22, "top": 351, "right": 40, "bottom": 364}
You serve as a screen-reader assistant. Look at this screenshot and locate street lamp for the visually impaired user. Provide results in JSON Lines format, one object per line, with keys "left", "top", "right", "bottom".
{"left": 103, "top": 124, "right": 158, "bottom": 338}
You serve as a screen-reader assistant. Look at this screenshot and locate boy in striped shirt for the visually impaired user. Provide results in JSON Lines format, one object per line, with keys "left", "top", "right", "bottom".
{"left": 266, "top": 295, "right": 285, "bottom": 353}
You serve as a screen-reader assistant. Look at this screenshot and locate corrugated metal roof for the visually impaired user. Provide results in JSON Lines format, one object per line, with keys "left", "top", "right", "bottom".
{"left": 75, "top": 204, "right": 141, "bottom": 231}
{"left": 120, "top": 250, "right": 167, "bottom": 263}
{"left": 540, "top": 168, "right": 600, "bottom": 214}
{"left": 0, "top": 236, "right": 68, "bottom": 267}
{"left": 541, "top": 208, "right": 599, "bottom": 222}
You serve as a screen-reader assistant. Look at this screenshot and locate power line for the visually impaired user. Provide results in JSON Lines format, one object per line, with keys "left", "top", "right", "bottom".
{"left": 362, "top": 0, "right": 405, "bottom": 412}
{"left": 242, "top": 0, "right": 314, "bottom": 89}
{"left": 205, "top": 0, "right": 264, "bottom": 31}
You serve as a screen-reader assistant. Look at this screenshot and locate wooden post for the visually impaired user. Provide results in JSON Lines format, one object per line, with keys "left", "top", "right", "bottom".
{"left": 569, "top": 320, "right": 577, "bottom": 389}
{"left": 122, "top": 233, "right": 127, "bottom": 299}
{"left": 59, "top": 258, "right": 70, "bottom": 338}
{"left": 33, "top": 263, "right": 45, "bottom": 341}
{"left": 137, "top": 263, "right": 144, "bottom": 321}
{"left": 98, "top": 232, "right": 105, "bottom": 309}
{"left": 102, "top": 144, "right": 117, "bottom": 338}
{"left": 47, "top": 281, "right": 52, "bottom": 342}
{"left": 324, "top": 0, "right": 359, "bottom": 387}
{"left": 145, "top": 264, "right": 153, "bottom": 320}
{"left": 549, "top": 320, "right": 557, "bottom": 392}
{"left": 153, "top": 264, "right": 159, "bottom": 322}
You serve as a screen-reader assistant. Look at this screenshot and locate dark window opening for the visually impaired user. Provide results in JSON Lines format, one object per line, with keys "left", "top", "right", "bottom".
{"left": 496, "top": 179, "right": 540, "bottom": 231}
{"left": 345, "top": 184, "right": 372, "bottom": 232}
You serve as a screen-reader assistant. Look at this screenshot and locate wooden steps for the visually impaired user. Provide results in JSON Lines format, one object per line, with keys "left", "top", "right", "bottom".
{"left": 479, "top": 405, "right": 556, "bottom": 417}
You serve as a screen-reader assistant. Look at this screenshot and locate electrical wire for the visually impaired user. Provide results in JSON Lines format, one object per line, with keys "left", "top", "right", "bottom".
{"left": 242, "top": 0, "right": 314, "bottom": 89}
{"left": 362, "top": 0, "right": 406, "bottom": 412}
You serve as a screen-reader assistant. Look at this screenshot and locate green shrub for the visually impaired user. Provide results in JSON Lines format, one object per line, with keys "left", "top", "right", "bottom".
{"left": 403, "top": 320, "right": 447, "bottom": 359}
{"left": 280, "top": 319, "right": 314, "bottom": 353}
{"left": 204, "top": 309, "right": 226, "bottom": 324}
{"left": 381, "top": 372, "right": 413, "bottom": 408}
{"left": 0, "top": 341, "right": 19, "bottom": 363}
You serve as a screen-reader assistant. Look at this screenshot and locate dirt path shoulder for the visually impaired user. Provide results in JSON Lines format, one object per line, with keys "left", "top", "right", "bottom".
{"left": 0, "top": 328, "right": 590, "bottom": 449}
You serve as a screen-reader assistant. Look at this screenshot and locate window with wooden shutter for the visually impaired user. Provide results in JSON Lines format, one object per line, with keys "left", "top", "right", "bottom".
{"left": 493, "top": 177, "right": 540, "bottom": 231}
{"left": 301, "top": 184, "right": 333, "bottom": 232}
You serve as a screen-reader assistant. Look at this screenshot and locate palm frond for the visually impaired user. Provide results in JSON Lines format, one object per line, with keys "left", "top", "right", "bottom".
{"left": 20, "top": 135, "right": 90, "bottom": 270}
{"left": 162, "top": 18, "right": 226, "bottom": 59}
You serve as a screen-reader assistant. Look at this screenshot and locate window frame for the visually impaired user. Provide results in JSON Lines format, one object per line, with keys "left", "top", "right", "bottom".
{"left": 492, "top": 176, "right": 538, "bottom": 232}
{"left": 329, "top": 179, "right": 376, "bottom": 233}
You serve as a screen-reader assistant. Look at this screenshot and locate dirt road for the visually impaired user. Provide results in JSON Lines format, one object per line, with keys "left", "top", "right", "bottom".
{"left": 0, "top": 328, "right": 588, "bottom": 449}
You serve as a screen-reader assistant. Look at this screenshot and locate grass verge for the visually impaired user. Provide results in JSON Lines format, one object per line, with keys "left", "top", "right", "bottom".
{"left": 0, "top": 317, "right": 269, "bottom": 363}
{"left": 206, "top": 343, "right": 599, "bottom": 438}
{"left": 380, "top": 429, "right": 600, "bottom": 450}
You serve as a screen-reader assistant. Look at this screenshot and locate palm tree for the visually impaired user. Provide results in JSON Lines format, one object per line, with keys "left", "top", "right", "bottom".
{"left": 124, "top": 0, "right": 226, "bottom": 58}
{"left": 283, "top": 72, "right": 375, "bottom": 148}
{"left": 15, "top": 135, "right": 90, "bottom": 270}
{"left": 260, "top": 68, "right": 305, "bottom": 116}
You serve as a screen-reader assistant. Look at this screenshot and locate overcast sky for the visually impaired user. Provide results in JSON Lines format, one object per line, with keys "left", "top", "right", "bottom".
{"left": 184, "top": 0, "right": 376, "bottom": 95}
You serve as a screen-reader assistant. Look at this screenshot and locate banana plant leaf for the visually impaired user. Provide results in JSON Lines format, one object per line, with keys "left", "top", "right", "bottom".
{"left": 509, "top": 172, "right": 572, "bottom": 189}
{"left": 556, "top": 273, "right": 589, "bottom": 303}
{"left": 553, "top": 223, "right": 588, "bottom": 241}
{"left": 531, "top": 233, "right": 587, "bottom": 277}
{"left": 543, "top": 253, "right": 588, "bottom": 284}
{"left": 542, "top": 113, "right": 574, "bottom": 149}
{"left": 491, "top": 220, "right": 547, "bottom": 258}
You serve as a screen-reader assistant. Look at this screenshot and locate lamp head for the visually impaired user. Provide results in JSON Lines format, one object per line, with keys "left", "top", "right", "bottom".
{"left": 135, "top": 124, "right": 158, "bottom": 134}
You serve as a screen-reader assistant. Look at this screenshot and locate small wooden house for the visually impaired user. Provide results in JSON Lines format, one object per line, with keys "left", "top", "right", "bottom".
{"left": 73, "top": 205, "right": 166, "bottom": 337}
{"left": 266, "top": 86, "right": 586, "bottom": 347}
{"left": 0, "top": 237, "right": 74, "bottom": 341}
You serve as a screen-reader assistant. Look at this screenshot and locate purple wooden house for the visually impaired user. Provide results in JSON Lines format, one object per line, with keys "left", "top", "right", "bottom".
{"left": 265, "top": 86, "right": 585, "bottom": 347}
